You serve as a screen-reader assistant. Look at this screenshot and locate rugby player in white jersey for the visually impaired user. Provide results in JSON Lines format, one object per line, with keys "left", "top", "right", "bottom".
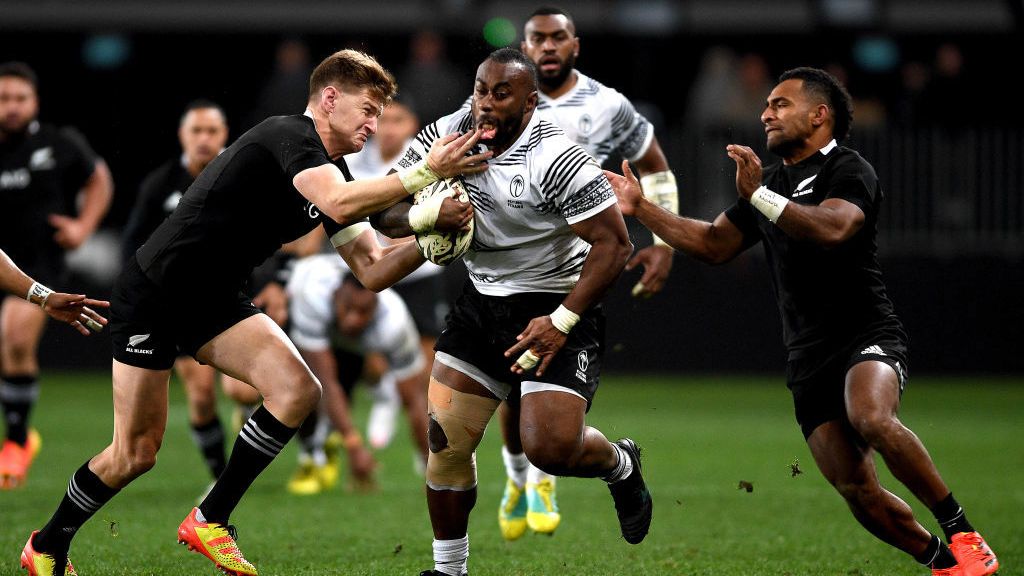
{"left": 375, "top": 47, "right": 653, "bottom": 576}
{"left": 485, "top": 5, "right": 685, "bottom": 541}
{"left": 284, "top": 254, "right": 429, "bottom": 493}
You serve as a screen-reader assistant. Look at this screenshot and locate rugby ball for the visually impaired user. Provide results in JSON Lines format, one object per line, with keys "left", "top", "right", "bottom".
{"left": 413, "top": 177, "right": 474, "bottom": 266}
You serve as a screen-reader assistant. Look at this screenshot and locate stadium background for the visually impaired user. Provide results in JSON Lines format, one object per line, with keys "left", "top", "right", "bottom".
{"left": 0, "top": 1, "right": 1021, "bottom": 373}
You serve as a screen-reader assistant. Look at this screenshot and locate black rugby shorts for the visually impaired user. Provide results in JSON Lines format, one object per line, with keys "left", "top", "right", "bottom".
{"left": 110, "top": 256, "right": 262, "bottom": 370}
{"left": 435, "top": 281, "right": 603, "bottom": 409}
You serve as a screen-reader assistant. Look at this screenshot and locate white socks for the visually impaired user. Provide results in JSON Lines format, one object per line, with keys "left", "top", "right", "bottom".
{"left": 502, "top": 446, "right": 530, "bottom": 488}
{"left": 603, "top": 442, "right": 634, "bottom": 483}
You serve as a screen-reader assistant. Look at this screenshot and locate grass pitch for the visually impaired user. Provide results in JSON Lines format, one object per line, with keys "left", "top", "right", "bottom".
{"left": 1, "top": 372, "right": 1020, "bottom": 575}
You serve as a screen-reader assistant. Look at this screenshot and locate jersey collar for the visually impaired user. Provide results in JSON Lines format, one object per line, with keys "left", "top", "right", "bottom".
{"left": 539, "top": 70, "right": 586, "bottom": 106}
{"left": 819, "top": 139, "right": 838, "bottom": 156}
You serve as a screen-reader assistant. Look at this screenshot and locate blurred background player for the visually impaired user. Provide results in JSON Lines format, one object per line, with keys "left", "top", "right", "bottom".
{"left": 489, "top": 5, "right": 683, "bottom": 540}
{"left": 605, "top": 66, "right": 998, "bottom": 576}
{"left": 284, "top": 254, "right": 430, "bottom": 494}
{"left": 121, "top": 99, "right": 233, "bottom": 489}
{"left": 0, "top": 61, "right": 113, "bottom": 490}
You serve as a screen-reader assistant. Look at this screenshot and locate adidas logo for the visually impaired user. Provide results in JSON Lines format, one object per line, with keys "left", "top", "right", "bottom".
{"left": 860, "top": 345, "right": 886, "bottom": 356}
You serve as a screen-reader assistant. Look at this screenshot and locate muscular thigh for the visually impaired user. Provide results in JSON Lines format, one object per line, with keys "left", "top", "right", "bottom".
{"left": 196, "top": 313, "right": 313, "bottom": 392}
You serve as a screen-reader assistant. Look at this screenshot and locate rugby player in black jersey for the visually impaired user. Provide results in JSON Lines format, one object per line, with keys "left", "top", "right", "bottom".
{"left": 0, "top": 62, "right": 113, "bottom": 491}
{"left": 20, "top": 49, "right": 489, "bottom": 576}
{"left": 606, "top": 67, "right": 998, "bottom": 576}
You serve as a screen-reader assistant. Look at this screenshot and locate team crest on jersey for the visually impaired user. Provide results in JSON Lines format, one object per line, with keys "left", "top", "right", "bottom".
{"left": 578, "top": 114, "right": 593, "bottom": 136}
{"left": 507, "top": 174, "right": 526, "bottom": 209}
{"left": 29, "top": 147, "right": 56, "bottom": 171}
{"left": 509, "top": 174, "right": 525, "bottom": 198}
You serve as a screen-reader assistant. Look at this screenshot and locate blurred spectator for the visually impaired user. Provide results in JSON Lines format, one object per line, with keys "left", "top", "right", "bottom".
{"left": 925, "top": 42, "right": 970, "bottom": 128}
{"left": 246, "top": 38, "right": 312, "bottom": 129}
{"left": 825, "top": 62, "right": 887, "bottom": 129}
{"left": 396, "top": 30, "right": 470, "bottom": 124}
{"left": 893, "top": 60, "right": 931, "bottom": 128}
{"left": 684, "top": 45, "right": 739, "bottom": 131}
{"left": 721, "top": 53, "right": 774, "bottom": 128}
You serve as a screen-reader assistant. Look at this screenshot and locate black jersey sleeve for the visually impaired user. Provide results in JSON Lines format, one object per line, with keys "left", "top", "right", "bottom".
{"left": 724, "top": 199, "right": 763, "bottom": 249}
{"left": 823, "top": 154, "right": 878, "bottom": 214}
{"left": 277, "top": 120, "right": 331, "bottom": 180}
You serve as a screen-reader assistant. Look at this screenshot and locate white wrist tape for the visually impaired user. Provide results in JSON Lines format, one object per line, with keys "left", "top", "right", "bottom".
{"left": 397, "top": 159, "right": 439, "bottom": 194}
{"left": 750, "top": 186, "right": 790, "bottom": 224}
{"left": 26, "top": 282, "right": 53, "bottom": 308}
{"left": 329, "top": 222, "right": 372, "bottom": 248}
{"left": 640, "top": 171, "right": 679, "bottom": 247}
{"left": 407, "top": 188, "right": 454, "bottom": 233}
{"left": 549, "top": 304, "right": 580, "bottom": 334}
{"left": 515, "top": 349, "right": 540, "bottom": 370}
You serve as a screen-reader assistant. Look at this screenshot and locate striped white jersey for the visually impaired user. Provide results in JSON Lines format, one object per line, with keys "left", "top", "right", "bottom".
{"left": 397, "top": 110, "right": 616, "bottom": 297}
{"left": 535, "top": 70, "right": 654, "bottom": 164}
{"left": 287, "top": 254, "right": 423, "bottom": 380}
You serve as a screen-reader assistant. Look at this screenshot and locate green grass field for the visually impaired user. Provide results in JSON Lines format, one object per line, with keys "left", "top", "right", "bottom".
{"left": 1, "top": 372, "right": 1021, "bottom": 575}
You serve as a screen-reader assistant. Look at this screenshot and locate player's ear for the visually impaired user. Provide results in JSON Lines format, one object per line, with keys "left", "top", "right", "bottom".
{"left": 321, "top": 86, "right": 338, "bottom": 113}
{"left": 573, "top": 37, "right": 580, "bottom": 58}
{"left": 525, "top": 90, "right": 538, "bottom": 114}
{"left": 811, "top": 103, "right": 829, "bottom": 128}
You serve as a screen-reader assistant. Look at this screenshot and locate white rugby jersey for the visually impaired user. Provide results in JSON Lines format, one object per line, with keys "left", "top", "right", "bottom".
{"left": 287, "top": 254, "right": 423, "bottom": 380}
{"left": 535, "top": 71, "right": 654, "bottom": 164}
{"left": 397, "top": 110, "right": 616, "bottom": 296}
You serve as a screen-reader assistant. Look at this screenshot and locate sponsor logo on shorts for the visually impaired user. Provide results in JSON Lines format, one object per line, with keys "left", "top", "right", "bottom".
{"left": 576, "top": 351, "right": 589, "bottom": 381}
{"left": 126, "top": 333, "right": 155, "bottom": 355}
{"left": 860, "top": 344, "right": 886, "bottom": 356}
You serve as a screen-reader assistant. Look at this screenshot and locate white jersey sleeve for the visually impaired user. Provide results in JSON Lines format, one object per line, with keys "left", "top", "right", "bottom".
{"left": 535, "top": 71, "right": 654, "bottom": 164}
{"left": 287, "top": 254, "right": 346, "bottom": 351}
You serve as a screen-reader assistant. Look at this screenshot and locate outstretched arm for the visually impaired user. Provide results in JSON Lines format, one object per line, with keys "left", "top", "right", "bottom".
{"left": 294, "top": 131, "right": 491, "bottom": 224}
{"left": 0, "top": 249, "right": 109, "bottom": 335}
{"left": 626, "top": 137, "right": 677, "bottom": 297}
{"left": 333, "top": 227, "right": 425, "bottom": 292}
{"left": 606, "top": 160, "right": 746, "bottom": 265}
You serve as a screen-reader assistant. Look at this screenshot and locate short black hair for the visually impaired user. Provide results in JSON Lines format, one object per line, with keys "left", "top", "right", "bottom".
{"left": 0, "top": 62, "right": 38, "bottom": 90}
{"left": 779, "top": 67, "right": 854, "bottom": 141}
{"left": 486, "top": 47, "right": 539, "bottom": 90}
{"left": 529, "top": 6, "right": 576, "bottom": 33}
{"left": 180, "top": 99, "right": 226, "bottom": 125}
{"left": 530, "top": 5, "right": 572, "bottom": 20}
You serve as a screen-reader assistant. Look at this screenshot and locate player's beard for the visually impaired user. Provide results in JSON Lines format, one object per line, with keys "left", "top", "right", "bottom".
{"left": 0, "top": 116, "right": 31, "bottom": 139}
{"left": 538, "top": 53, "right": 576, "bottom": 91}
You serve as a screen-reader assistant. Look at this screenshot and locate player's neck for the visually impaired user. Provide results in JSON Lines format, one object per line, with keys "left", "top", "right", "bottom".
{"left": 782, "top": 133, "right": 833, "bottom": 165}
{"left": 306, "top": 106, "right": 345, "bottom": 159}
{"left": 541, "top": 70, "right": 578, "bottom": 100}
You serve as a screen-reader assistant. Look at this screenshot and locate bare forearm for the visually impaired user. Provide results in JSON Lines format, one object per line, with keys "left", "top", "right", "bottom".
{"left": 0, "top": 250, "right": 33, "bottom": 298}
{"left": 76, "top": 162, "right": 114, "bottom": 232}
{"left": 633, "top": 199, "right": 714, "bottom": 260}
{"left": 343, "top": 241, "right": 424, "bottom": 292}
{"left": 371, "top": 202, "right": 415, "bottom": 238}
{"left": 562, "top": 238, "right": 631, "bottom": 314}
{"left": 775, "top": 201, "right": 861, "bottom": 248}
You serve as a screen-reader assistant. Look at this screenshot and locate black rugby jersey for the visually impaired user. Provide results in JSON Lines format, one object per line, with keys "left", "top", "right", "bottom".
{"left": 122, "top": 157, "right": 192, "bottom": 264}
{"left": 135, "top": 114, "right": 350, "bottom": 291}
{"left": 725, "top": 142, "right": 906, "bottom": 355}
{"left": 0, "top": 121, "right": 97, "bottom": 267}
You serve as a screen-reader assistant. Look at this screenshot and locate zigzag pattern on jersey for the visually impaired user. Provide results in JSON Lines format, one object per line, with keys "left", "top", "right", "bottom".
{"left": 462, "top": 179, "right": 496, "bottom": 214}
{"left": 531, "top": 245, "right": 589, "bottom": 280}
{"left": 414, "top": 122, "right": 442, "bottom": 154}
{"left": 610, "top": 101, "right": 650, "bottom": 160}
{"left": 536, "top": 146, "right": 595, "bottom": 215}
{"left": 536, "top": 78, "right": 601, "bottom": 109}
{"left": 494, "top": 121, "right": 565, "bottom": 166}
